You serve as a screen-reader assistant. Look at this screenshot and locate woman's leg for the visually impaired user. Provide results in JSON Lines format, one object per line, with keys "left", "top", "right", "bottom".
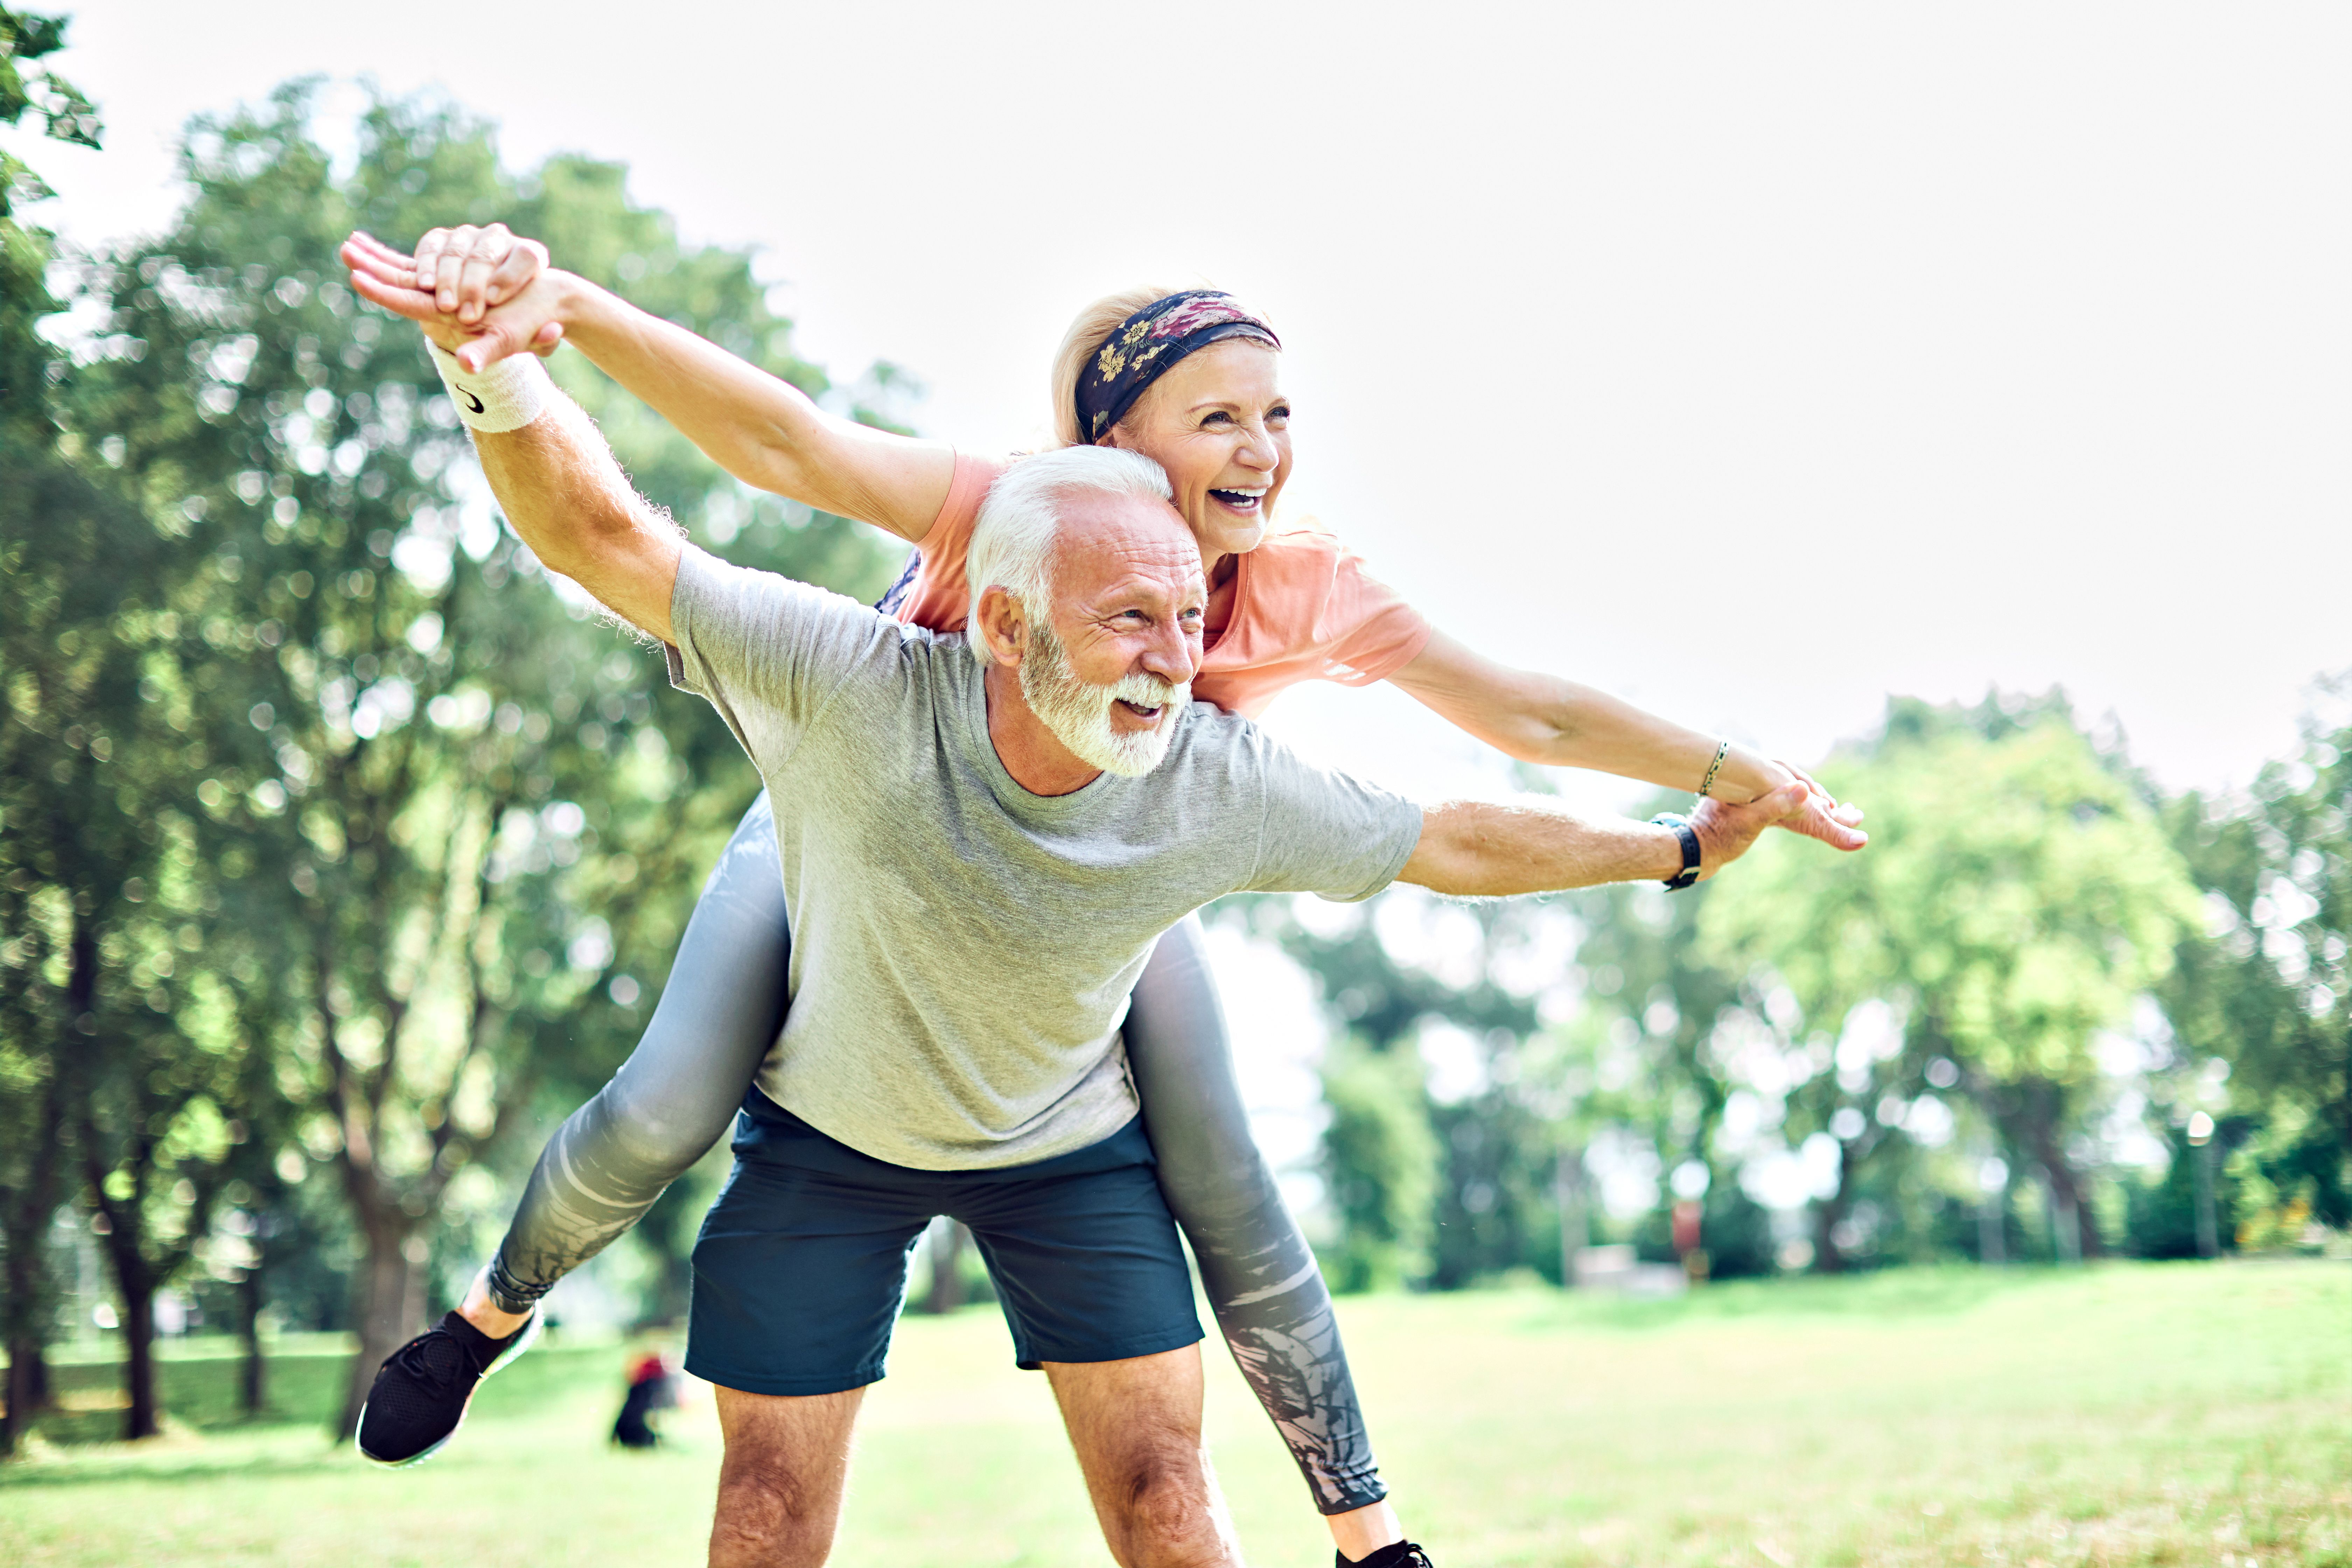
{"left": 482, "top": 793, "right": 792, "bottom": 1315}
{"left": 1125, "top": 915, "right": 1402, "bottom": 1550}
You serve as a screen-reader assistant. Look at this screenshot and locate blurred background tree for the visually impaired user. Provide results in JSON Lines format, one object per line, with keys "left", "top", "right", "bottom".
{"left": 2159, "top": 679, "right": 2352, "bottom": 1245}
{"left": 1, "top": 0, "right": 112, "bottom": 1455}
{"left": 1700, "top": 698, "right": 2203, "bottom": 1266}
{"left": 1237, "top": 688, "right": 2344, "bottom": 1297}
{"left": 4, "top": 61, "right": 898, "bottom": 1441}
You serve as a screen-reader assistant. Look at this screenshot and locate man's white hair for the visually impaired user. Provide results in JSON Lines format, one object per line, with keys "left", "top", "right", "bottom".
{"left": 965, "top": 445, "right": 1175, "bottom": 663}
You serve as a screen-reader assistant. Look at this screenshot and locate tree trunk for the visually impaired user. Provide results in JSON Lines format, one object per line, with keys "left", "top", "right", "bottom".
{"left": 1978, "top": 1182, "right": 2007, "bottom": 1266}
{"left": 1812, "top": 1137, "right": 1855, "bottom": 1274}
{"left": 923, "top": 1220, "right": 966, "bottom": 1314}
{"left": 1555, "top": 1147, "right": 1588, "bottom": 1289}
{"left": 337, "top": 1210, "right": 422, "bottom": 1439}
{"left": 1989, "top": 1078, "right": 2102, "bottom": 1262}
{"left": 118, "top": 1276, "right": 159, "bottom": 1441}
{"left": 238, "top": 1269, "right": 267, "bottom": 1416}
{"left": 3, "top": 937, "right": 86, "bottom": 1455}
{"left": 2, "top": 1146, "right": 66, "bottom": 1455}
{"left": 87, "top": 1211, "right": 164, "bottom": 1442}
{"left": 3, "top": 1335, "right": 49, "bottom": 1455}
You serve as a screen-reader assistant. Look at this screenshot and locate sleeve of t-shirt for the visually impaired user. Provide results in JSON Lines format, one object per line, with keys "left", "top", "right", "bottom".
{"left": 1318, "top": 547, "right": 1433, "bottom": 687}
{"left": 662, "top": 543, "right": 903, "bottom": 770}
{"left": 1242, "top": 730, "right": 1426, "bottom": 903}
{"left": 890, "top": 451, "right": 1014, "bottom": 634}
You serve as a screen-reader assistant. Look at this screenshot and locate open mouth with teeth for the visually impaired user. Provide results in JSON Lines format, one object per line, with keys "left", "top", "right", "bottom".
{"left": 1114, "top": 698, "right": 1165, "bottom": 724}
{"left": 1208, "top": 487, "right": 1267, "bottom": 514}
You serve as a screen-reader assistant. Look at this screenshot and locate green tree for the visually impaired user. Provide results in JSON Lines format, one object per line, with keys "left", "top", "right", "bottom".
{"left": 1, "top": 0, "right": 112, "bottom": 1451}
{"left": 2161, "top": 673, "right": 2351, "bottom": 1239}
{"left": 48, "top": 80, "right": 896, "bottom": 1436}
{"left": 1701, "top": 697, "right": 2203, "bottom": 1262}
{"left": 1317, "top": 1036, "right": 1439, "bottom": 1292}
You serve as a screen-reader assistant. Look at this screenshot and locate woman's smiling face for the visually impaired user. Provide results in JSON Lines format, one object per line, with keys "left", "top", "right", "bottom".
{"left": 1104, "top": 338, "right": 1291, "bottom": 570}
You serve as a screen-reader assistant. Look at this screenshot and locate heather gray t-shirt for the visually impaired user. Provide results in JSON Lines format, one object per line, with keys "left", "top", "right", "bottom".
{"left": 665, "top": 545, "right": 1423, "bottom": 1171}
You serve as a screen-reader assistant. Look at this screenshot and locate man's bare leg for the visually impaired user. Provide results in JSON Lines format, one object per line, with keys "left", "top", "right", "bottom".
{"left": 1045, "top": 1344, "right": 1241, "bottom": 1568}
{"left": 708, "top": 1385, "right": 865, "bottom": 1568}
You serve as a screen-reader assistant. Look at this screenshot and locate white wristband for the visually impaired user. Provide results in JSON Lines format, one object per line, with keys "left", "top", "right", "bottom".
{"left": 425, "top": 337, "right": 551, "bottom": 434}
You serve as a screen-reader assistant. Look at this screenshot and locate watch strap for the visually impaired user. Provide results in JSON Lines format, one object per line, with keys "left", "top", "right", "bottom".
{"left": 1652, "top": 813, "right": 1701, "bottom": 890}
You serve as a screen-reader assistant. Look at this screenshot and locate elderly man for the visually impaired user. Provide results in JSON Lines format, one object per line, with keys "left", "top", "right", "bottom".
{"left": 361, "top": 325, "right": 1805, "bottom": 1567}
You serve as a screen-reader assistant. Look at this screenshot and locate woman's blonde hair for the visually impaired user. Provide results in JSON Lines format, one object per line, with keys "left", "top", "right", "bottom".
{"left": 1047, "top": 284, "right": 1280, "bottom": 448}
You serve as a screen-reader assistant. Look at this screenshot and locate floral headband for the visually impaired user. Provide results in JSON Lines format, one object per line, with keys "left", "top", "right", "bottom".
{"left": 1074, "top": 290, "right": 1282, "bottom": 443}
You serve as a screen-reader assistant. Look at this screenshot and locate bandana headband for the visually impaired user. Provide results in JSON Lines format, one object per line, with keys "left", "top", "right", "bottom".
{"left": 1074, "top": 291, "right": 1282, "bottom": 443}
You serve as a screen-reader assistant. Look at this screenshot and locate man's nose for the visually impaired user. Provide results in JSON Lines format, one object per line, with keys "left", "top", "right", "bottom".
{"left": 1138, "top": 614, "right": 1200, "bottom": 686}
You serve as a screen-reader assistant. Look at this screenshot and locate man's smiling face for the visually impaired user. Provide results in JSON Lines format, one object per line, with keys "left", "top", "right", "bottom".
{"left": 1018, "top": 490, "right": 1208, "bottom": 777}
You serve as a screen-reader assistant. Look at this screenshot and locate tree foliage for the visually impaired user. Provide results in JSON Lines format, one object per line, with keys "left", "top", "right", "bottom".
{"left": 1700, "top": 699, "right": 2203, "bottom": 1259}
{"left": 4, "top": 73, "right": 897, "bottom": 1440}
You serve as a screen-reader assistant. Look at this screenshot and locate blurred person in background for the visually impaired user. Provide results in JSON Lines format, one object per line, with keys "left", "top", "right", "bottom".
{"left": 340, "top": 222, "right": 1865, "bottom": 1568}
{"left": 614, "top": 1348, "right": 678, "bottom": 1450}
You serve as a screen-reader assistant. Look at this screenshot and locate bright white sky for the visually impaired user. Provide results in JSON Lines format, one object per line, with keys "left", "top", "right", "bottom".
{"left": 22, "top": 1, "right": 2350, "bottom": 805}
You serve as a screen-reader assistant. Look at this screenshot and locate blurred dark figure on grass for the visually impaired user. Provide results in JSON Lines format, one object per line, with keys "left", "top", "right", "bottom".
{"left": 611, "top": 1350, "right": 676, "bottom": 1450}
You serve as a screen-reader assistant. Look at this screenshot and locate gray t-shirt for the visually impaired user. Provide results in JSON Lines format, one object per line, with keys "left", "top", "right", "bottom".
{"left": 665, "top": 545, "right": 1423, "bottom": 1170}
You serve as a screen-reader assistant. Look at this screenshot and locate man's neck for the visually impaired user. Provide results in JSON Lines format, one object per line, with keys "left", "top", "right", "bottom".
{"left": 982, "top": 663, "right": 1104, "bottom": 798}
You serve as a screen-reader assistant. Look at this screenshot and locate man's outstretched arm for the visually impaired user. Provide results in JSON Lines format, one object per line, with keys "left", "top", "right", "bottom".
{"left": 469, "top": 386, "right": 682, "bottom": 643}
{"left": 392, "top": 314, "right": 680, "bottom": 643}
{"left": 1397, "top": 782, "right": 1809, "bottom": 898}
{"left": 341, "top": 229, "right": 955, "bottom": 542}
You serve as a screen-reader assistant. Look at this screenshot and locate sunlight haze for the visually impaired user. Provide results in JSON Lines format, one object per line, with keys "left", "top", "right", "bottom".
{"left": 17, "top": 1, "right": 2349, "bottom": 800}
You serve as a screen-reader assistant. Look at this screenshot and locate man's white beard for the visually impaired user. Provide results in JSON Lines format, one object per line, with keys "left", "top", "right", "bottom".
{"left": 1019, "top": 622, "right": 1189, "bottom": 778}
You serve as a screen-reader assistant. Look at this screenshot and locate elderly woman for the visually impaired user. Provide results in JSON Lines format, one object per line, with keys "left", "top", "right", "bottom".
{"left": 342, "top": 226, "right": 1864, "bottom": 1566}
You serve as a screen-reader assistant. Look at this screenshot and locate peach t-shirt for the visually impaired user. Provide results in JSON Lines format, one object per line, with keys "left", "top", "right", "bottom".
{"left": 891, "top": 454, "right": 1432, "bottom": 720}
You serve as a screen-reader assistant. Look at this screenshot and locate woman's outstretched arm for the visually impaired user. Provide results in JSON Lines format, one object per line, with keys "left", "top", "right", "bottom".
{"left": 1386, "top": 629, "right": 1869, "bottom": 849}
{"left": 341, "top": 230, "right": 955, "bottom": 544}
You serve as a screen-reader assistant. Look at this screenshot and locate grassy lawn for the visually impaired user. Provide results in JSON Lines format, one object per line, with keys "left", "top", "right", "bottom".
{"left": 1, "top": 1260, "right": 2345, "bottom": 1566}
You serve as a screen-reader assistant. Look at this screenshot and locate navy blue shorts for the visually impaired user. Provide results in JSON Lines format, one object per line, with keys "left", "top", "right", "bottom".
{"left": 685, "top": 1090, "right": 1203, "bottom": 1397}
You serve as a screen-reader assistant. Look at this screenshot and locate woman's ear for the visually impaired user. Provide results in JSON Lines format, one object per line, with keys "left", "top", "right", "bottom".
{"left": 971, "top": 586, "right": 1027, "bottom": 668}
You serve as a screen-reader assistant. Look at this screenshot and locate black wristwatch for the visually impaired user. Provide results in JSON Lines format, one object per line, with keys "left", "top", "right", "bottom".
{"left": 1651, "top": 813, "right": 1702, "bottom": 890}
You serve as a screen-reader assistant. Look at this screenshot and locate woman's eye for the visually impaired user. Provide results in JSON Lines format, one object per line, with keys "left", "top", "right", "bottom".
{"left": 1200, "top": 411, "right": 1233, "bottom": 427}
{"left": 1268, "top": 404, "right": 1291, "bottom": 421}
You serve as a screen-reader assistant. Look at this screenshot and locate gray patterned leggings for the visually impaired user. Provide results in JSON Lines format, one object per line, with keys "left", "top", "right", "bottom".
{"left": 487, "top": 793, "right": 1386, "bottom": 1515}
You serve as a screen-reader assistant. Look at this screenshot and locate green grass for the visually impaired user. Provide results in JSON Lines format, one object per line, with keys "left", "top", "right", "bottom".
{"left": 2, "top": 1261, "right": 2346, "bottom": 1566}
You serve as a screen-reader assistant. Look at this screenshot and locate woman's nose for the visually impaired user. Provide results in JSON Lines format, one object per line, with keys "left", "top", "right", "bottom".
{"left": 1233, "top": 421, "right": 1278, "bottom": 472}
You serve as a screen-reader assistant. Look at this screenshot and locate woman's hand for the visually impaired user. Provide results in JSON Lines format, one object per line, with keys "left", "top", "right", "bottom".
{"left": 387, "top": 222, "right": 550, "bottom": 323}
{"left": 341, "top": 232, "right": 572, "bottom": 372}
{"left": 1741, "top": 755, "right": 1867, "bottom": 850}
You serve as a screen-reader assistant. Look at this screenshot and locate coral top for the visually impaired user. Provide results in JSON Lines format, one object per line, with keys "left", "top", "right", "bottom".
{"left": 891, "top": 454, "right": 1432, "bottom": 720}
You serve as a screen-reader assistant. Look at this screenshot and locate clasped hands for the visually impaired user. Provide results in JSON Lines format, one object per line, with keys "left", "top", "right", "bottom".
{"left": 341, "top": 223, "right": 565, "bottom": 368}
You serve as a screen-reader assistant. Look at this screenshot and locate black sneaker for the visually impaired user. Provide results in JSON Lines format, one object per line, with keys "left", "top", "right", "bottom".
{"left": 355, "top": 1306, "right": 541, "bottom": 1466}
{"left": 1338, "top": 1545, "right": 1434, "bottom": 1568}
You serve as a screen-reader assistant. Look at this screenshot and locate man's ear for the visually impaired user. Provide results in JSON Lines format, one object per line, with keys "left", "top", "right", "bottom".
{"left": 971, "top": 586, "right": 1027, "bottom": 669}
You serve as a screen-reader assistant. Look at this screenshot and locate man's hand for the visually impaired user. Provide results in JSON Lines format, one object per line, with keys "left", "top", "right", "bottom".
{"left": 1691, "top": 780, "right": 1817, "bottom": 880}
{"left": 341, "top": 233, "right": 569, "bottom": 372}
